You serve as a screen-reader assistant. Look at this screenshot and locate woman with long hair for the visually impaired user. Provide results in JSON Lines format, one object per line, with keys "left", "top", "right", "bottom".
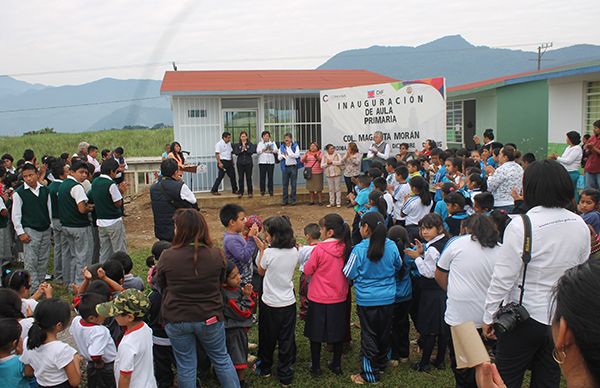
{"left": 232, "top": 131, "right": 256, "bottom": 198}
{"left": 168, "top": 141, "right": 185, "bottom": 170}
{"left": 156, "top": 209, "right": 240, "bottom": 388}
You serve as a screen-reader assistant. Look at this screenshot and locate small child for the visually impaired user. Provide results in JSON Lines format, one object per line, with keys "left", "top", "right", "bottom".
{"left": 20, "top": 299, "right": 81, "bottom": 388}
{"left": 470, "top": 149, "right": 486, "bottom": 175}
{"left": 385, "top": 157, "right": 398, "bottom": 190}
{"left": 110, "top": 251, "right": 144, "bottom": 291}
{"left": 4, "top": 269, "right": 53, "bottom": 317}
{"left": 521, "top": 152, "right": 536, "bottom": 169}
{"left": 366, "top": 190, "right": 389, "bottom": 225}
{"left": 473, "top": 192, "right": 495, "bottom": 215}
{"left": 298, "top": 223, "right": 320, "bottom": 321}
{"left": 373, "top": 177, "right": 394, "bottom": 225}
{"left": 343, "top": 212, "right": 401, "bottom": 384}
{"left": 434, "top": 182, "right": 457, "bottom": 229}
{"left": 222, "top": 261, "right": 256, "bottom": 388}
{"left": 96, "top": 289, "right": 157, "bottom": 388}
{"left": 466, "top": 173, "right": 487, "bottom": 202}
{"left": 70, "top": 292, "right": 117, "bottom": 388}
{"left": 402, "top": 176, "right": 433, "bottom": 241}
{"left": 321, "top": 144, "right": 343, "bottom": 208}
{"left": 221, "top": 204, "right": 259, "bottom": 286}
{"left": 348, "top": 175, "right": 373, "bottom": 245}
{"left": 0, "top": 318, "right": 29, "bottom": 388}
{"left": 146, "top": 240, "right": 171, "bottom": 287}
{"left": 443, "top": 157, "right": 464, "bottom": 186}
{"left": 254, "top": 216, "right": 299, "bottom": 387}
{"left": 393, "top": 166, "right": 411, "bottom": 226}
{"left": 578, "top": 189, "right": 600, "bottom": 234}
{"left": 407, "top": 159, "right": 421, "bottom": 180}
{"left": 444, "top": 192, "right": 469, "bottom": 237}
{"left": 403, "top": 214, "right": 449, "bottom": 372}
{"left": 0, "top": 288, "right": 34, "bottom": 341}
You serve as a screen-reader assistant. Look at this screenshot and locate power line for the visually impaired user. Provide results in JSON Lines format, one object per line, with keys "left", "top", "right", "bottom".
{"left": 0, "top": 96, "right": 164, "bottom": 114}
{"left": 0, "top": 42, "right": 553, "bottom": 78}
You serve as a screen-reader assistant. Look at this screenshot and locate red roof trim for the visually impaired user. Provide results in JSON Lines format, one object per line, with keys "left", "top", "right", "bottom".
{"left": 160, "top": 70, "right": 397, "bottom": 93}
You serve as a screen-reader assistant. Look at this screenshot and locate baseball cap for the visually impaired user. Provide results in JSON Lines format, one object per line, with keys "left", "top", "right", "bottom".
{"left": 96, "top": 289, "right": 150, "bottom": 318}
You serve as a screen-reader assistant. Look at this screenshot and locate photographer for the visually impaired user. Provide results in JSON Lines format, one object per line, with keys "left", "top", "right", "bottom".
{"left": 482, "top": 160, "right": 590, "bottom": 388}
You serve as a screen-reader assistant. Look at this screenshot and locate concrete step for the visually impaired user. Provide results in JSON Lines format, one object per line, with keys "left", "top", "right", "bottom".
{"left": 196, "top": 189, "right": 346, "bottom": 209}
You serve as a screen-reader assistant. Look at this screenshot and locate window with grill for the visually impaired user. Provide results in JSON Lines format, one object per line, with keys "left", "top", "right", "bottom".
{"left": 586, "top": 81, "right": 600, "bottom": 134}
{"left": 263, "top": 96, "right": 321, "bottom": 150}
{"left": 188, "top": 109, "right": 207, "bottom": 118}
{"left": 446, "top": 100, "right": 463, "bottom": 145}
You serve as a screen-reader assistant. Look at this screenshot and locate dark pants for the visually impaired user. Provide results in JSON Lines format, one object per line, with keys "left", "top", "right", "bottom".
{"left": 390, "top": 300, "right": 411, "bottom": 360}
{"left": 211, "top": 159, "right": 238, "bottom": 193}
{"left": 357, "top": 304, "right": 394, "bottom": 383}
{"left": 281, "top": 165, "right": 298, "bottom": 204}
{"left": 87, "top": 361, "right": 116, "bottom": 388}
{"left": 495, "top": 319, "right": 561, "bottom": 388}
{"left": 344, "top": 176, "right": 355, "bottom": 195}
{"left": 448, "top": 330, "right": 478, "bottom": 388}
{"left": 237, "top": 163, "right": 253, "bottom": 195}
{"left": 257, "top": 300, "right": 297, "bottom": 385}
{"left": 153, "top": 344, "right": 176, "bottom": 388}
{"left": 259, "top": 163, "right": 275, "bottom": 195}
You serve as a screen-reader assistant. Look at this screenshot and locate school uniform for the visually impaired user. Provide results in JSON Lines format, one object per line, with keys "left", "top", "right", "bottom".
{"left": 393, "top": 182, "right": 411, "bottom": 225}
{"left": 256, "top": 247, "right": 299, "bottom": 386}
{"left": 88, "top": 174, "right": 127, "bottom": 262}
{"left": 58, "top": 176, "right": 93, "bottom": 285}
{"left": 445, "top": 210, "right": 469, "bottom": 237}
{"left": 390, "top": 257, "right": 412, "bottom": 361}
{"left": 11, "top": 182, "right": 52, "bottom": 290}
{"left": 343, "top": 238, "right": 402, "bottom": 383}
{"left": 297, "top": 244, "right": 317, "bottom": 321}
{"left": 401, "top": 196, "right": 431, "bottom": 241}
{"left": 69, "top": 316, "right": 117, "bottom": 388}
{"left": 222, "top": 286, "right": 256, "bottom": 371}
{"left": 20, "top": 339, "right": 77, "bottom": 388}
{"left": 0, "top": 354, "right": 30, "bottom": 388}
{"left": 114, "top": 322, "right": 157, "bottom": 388}
{"left": 48, "top": 179, "right": 68, "bottom": 283}
{"left": 0, "top": 196, "right": 13, "bottom": 263}
{"left": 351, "top": 186, "right": 373, "bottom": 245}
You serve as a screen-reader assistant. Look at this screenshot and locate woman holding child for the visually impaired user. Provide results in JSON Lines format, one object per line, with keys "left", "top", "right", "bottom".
{"left": 156, "top": 209, "right": 240, "bottom": 388}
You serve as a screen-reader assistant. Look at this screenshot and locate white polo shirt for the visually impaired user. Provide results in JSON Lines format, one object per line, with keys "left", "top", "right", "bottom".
{"left": 69, "top": 316, "right": 117, "bottom": 363}
{"left": 115, "top": 322, "right": 157, "bottom": 388}
{"left": 20, "top": 340, "right": 77, "bottom": 387}
{"left": 215, "top": 139, "right": 233, "bottom": 161}
{"left": 437, "top": 235, "right": 498, "bottom": 327}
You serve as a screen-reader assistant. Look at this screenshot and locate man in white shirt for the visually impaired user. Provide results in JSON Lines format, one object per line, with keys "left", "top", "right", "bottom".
{"left": 278, "top": 133, "right": 300, "bottom": 205}
{"left": 366, "top": 131, "right": 391, "bottom": 167}
{"left": 210, "top": 131, "right": 238, "bottom": 195}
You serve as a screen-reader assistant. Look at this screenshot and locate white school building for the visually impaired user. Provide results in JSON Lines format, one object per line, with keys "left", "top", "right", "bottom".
{"left": 160, "top": 69, "right": 395, "bottom": 192}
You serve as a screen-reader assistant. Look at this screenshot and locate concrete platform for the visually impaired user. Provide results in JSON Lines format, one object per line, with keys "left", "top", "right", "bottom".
{"left": 196, "top": 189, "right": 336, "bottom": 209}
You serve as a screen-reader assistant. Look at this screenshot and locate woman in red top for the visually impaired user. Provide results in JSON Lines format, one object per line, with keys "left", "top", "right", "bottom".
{"left": 584, "top": 120, "right": 600, "bottom": 190}
{"left": 301, "top": 142, "right": 324, "bottom": 205}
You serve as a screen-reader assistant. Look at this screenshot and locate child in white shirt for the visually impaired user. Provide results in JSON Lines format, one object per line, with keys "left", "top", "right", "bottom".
{"left": 20, "top": 299, "right": 81, "bottom": 388}
{"left": 96, "top": 289, "right": 157, "bottom": 388}
{"left": 298, "top": 223, "right": 320, "bottom": 321}
{"left": 70, "top": 292, "right": 117, "bottom": 388}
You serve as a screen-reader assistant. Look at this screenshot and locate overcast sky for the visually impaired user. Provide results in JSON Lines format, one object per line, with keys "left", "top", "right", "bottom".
{"left": 2, "top": 0, "right": 599, "bottom": 86}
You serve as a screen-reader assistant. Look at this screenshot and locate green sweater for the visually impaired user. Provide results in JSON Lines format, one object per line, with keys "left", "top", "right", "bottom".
{"left": 15, "top": 185, "right": 51, "bottom": 231}
{"left": 58, "top": 178, "right": 90, "bottom": 227}
{"left": 48, "top": 180, "right": 62, "bottom": 220}
{"left": 89, "top": 176, "right": 122, "bottom": 220}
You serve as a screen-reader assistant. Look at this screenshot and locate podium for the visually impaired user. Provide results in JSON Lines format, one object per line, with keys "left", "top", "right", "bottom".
{"left": 182, "top": 165, "right": 198, "bottom": 173}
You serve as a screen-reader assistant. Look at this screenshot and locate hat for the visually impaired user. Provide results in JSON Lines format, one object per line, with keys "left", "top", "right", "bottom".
{"left": 96, "top": 289, "right": 150, "bottom": 318}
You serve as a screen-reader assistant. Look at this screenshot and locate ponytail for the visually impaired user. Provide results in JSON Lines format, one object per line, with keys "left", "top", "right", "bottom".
{"left": 320, "top": 214, "right": 353, "bottom": 260}
{"left": 368, "top": 190, "right": 388, "bottom": 219}
{"left": 361, "top": 212, "right": 387, "bottom": 262}
{"left": 27, "top": 299, "right": 71, "bottom": 350}
{"left": 409, "top": 176, "right": 431, "bottom": 206}
{"left": 463, "top": 215, "right": 499, "bottom": 248}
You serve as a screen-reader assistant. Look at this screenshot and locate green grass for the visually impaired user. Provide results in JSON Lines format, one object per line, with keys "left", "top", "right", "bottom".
{"left": 0, "top": 128, "right": 173, "bottom": 158}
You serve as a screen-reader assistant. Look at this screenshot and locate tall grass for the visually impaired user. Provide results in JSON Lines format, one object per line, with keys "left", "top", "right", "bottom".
{"left": 0, "top": 128, "right": 173, "bottom": 158}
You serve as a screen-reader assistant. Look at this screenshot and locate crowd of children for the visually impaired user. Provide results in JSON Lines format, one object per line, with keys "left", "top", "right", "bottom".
{"left": 1, "top": 134, "right": 600, "bottom": 388}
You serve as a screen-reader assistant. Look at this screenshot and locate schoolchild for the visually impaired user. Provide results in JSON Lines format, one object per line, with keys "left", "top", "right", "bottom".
{"left": 348, "top": 174, "right": 373, "bottom": 245}
{"left": 401, "top": 176, "right": 432, "bottom": 241}
{"left": 0, "top": 318, "right": 30, "bottom": 388}
{"left": 221, "top": 204, "right": 259, "bottom": 286}
{"left": 444, "top": 192, "right": 469, "bottom": 237}
{"left": 578, "top": 189, "right": 600, "bottom": 233}
{"left": 392, "top": 166, "right": 411, "bottom": 226}
{"left": 298, "top": 223, "right": 320, "bottom": 321}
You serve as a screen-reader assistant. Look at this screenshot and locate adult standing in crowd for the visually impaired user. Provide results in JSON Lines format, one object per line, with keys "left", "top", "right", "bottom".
{"left": 75, "top": 141, "right": 89, "bottom": 160}
{"left": 417, "top": 139, "right": 437, "bottom": 158}
{"left": 168, "top": 141, "right": 186, "bottom": 170}
{"left": 366, "top": 131, "right": 391, "bottom": 167}
{"left": 550, "top": 131, "right": 583, "bottom": 201}
{"left": 58, "top": 160, "right": 95, "bottom": 285}
{"left": 485, "top": 146, "right": 523, "bottom": 213}
{"left": 279, "top": 132, "right": 300, "bottom": 206}
{"left": 156, "top": 209, "right": 240, "bottom": 388}
{"left": 87, "top": 145, "right": 101, "bottom": 174}
{"left": 435, "top": 215, "right": 499, "bottom": 387}
{"left": 301, "top": 142, "right": 324, "bottom": 206}
{"left": 211, "top": 132, "right": 238, "bottom": 196}
{"left": 256, "top": 130, "right": 277, "bottom": 196}
{"left": 583, "top": 120, "right": 600, "bottom": 189}
{"left": 150, "top": 158, "right": 198, "bottom": 242}
{"left": 88, "top": 158, "right": 128, "bottom": 262}
{"left": 482, "top": 160, "right": 590, "bottom": 388}
{"left": 233, "top": 131, "right": 256, "bottom": 198}
{"left": 474, "top": 128, "right": 503, "bottom": 151}
{"left": 342, "top": 142, "right": 362, "bottom": 196}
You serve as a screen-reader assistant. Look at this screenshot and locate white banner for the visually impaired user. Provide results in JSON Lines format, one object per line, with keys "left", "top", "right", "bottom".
{"left": 320, "top": 78, "right": 447, "bottom": 153}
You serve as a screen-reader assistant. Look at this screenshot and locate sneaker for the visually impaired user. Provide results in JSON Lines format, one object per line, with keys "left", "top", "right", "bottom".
{"left": 337, "top": 204, "right": 342, "bottom": 208}
{"left": 326, "top": 204, "right": 333, "bottom": 208}
{"left": 253, "top": 362, "right": 271, "bottom": 378}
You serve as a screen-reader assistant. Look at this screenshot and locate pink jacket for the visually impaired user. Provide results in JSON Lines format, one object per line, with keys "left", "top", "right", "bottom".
{"left": 303, "top": 239, "right": 349, "bottom": 304}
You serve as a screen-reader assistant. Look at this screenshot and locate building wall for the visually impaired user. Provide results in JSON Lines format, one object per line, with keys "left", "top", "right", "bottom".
{"left": 497, "top": 80, "right": 549, "bottom": 157}
{"left": 447, "top": 90, "right": 497, "bottom": 146}
{"left": 548, "top": 80, "right": 585, "bottom": 144}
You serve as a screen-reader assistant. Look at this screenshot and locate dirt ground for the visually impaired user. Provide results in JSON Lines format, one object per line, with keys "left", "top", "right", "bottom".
{"left": 123, "top": 190, "right": 355, "bottom": 250}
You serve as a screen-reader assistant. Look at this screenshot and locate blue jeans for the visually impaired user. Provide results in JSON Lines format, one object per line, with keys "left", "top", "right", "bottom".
{"left": 585, "top": 172, "right": 600, "bottom": 190}
{"left": 165, "top": 321, "right": 240, "bottom": 388}
{"left": 568, "top": 170, "right": 580, "bottom": 202}
{"left": 282, "top": 165, "right": 298, "bottom": 204}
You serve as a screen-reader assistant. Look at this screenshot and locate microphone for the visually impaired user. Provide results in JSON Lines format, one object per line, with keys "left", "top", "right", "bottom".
{"left": 181, "top": 150, "right": 191, "bottom": 155}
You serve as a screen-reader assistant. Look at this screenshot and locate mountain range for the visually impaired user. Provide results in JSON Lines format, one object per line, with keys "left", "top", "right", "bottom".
{"left": 2, "top": 35, "right": 600, "bottom": 135}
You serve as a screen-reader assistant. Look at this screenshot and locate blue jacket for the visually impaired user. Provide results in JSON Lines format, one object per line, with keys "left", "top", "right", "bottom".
{"left": 343, "top": 238, "right": 401, "bottom": 306}
{"left": 279, "top": 142, "right": 303, "bottom": 172}
{"left": 395, "top": 254, "right": 412, "bottom": 303}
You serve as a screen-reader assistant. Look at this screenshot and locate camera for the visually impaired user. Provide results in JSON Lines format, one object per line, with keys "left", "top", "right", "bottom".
{"left": 492, "top": 302, "right": 530, "bottom": 335}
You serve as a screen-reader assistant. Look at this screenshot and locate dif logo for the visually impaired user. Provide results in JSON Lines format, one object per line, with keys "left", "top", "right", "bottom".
{"left": 367, "top": 89, "right": 384, "bottom": 98}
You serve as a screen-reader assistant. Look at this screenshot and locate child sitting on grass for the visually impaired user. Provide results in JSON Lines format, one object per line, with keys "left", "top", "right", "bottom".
{"left": 222, "top": 261, "right": 256, "bottom": 388}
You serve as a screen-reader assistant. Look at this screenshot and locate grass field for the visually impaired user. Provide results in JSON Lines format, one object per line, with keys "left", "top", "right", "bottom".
{"left": 0, "top": 127, "right": 173, "bottom": 158}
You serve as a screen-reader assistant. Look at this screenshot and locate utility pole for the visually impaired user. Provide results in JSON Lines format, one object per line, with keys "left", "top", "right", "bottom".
{"left": 537, "top": 42, "right": 553, "bottom": 71}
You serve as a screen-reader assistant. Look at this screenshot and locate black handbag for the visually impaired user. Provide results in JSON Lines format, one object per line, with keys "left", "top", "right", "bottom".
{"left": 303, "top": 158, "right": 318, "bottom": 180}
